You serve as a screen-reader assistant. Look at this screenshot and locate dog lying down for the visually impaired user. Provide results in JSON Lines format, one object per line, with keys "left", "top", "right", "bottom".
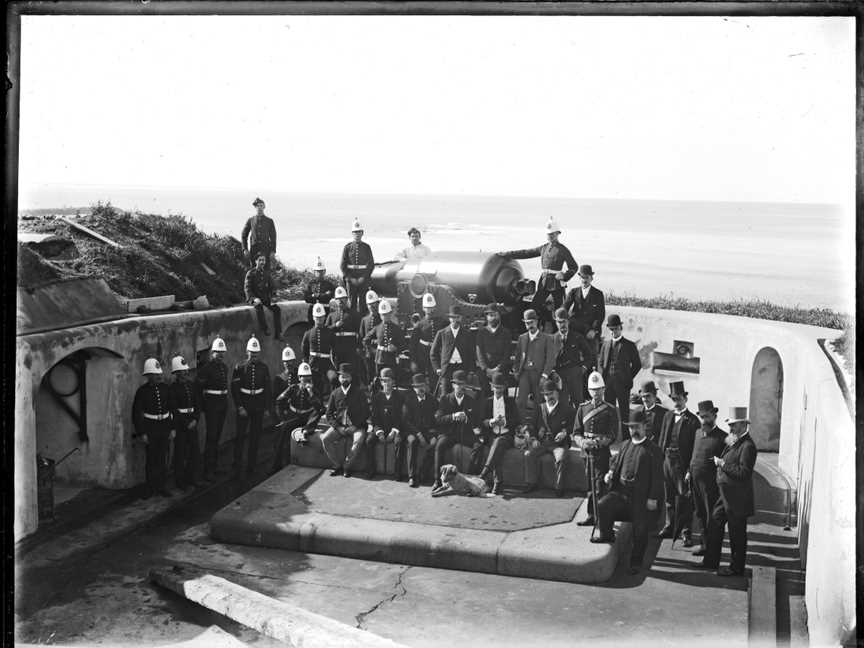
{"left": 431, "top": 464, "right": 491, "bottom": 498}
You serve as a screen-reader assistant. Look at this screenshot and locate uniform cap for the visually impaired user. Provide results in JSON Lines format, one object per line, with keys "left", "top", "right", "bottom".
{"left": 170, "top": 355, "right": 189, "bottom": 373}
{"left": 297, "top": 362, "right": 312, "bottom": 377}
{"left": 422, "top": 293, "right": 437, "bottom": 308}
{"left": 334, "top": 286, "right": 348, "bottom": 299}
{"left": 351, "top": 218, "right": 363, "bottom": 232}
{"left": 378, "top": 300, "right": 393, "bottom": 315}
{"left": 312, "top": 303, "right": 327, "bottom": 318}
{"left": 587, "top": 371, "right": 605, "bottom": 389}
{"left": 314, "top": 257, "right": 326, "bottom": 271}
{"left": 365, "top": 290, "right": 380, "bottom": 305}
{"left": 281, "top": 346, "right": 296, "bottom": 362}
{"left": 211, "top": 337, "right": 227, "bottom": 352}
{"left": 545, "top": 217, "right": 561, "bottom": 234}
{"left": 143, "top": 357, "right": 163, "bottom": 375}
{"left": 247, "top": 336, "right": 261, "bottom": 352}
{"left": 338, "top": 363, "right": 354, "bottom": 376}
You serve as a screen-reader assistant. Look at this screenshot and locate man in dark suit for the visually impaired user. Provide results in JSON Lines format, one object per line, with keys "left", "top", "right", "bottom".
{"left": 687, "top": 399, "right": 727, "bottom": 557}
{"left": 592, "top": 410, "right": 664, "bottom": 575}
{"left": 703, "top": 407, "right": 758, "bottom": 576}
{"left": 551, "top": 307, "right": 593, "bottom": 407}
{"left": 632, "top": 381, "right": 667, "bottom": 442}
{"left": 475, "top": 304, "right": 513, "bottom": 397}
{"left": 321, "top": 363, "right": 371, "bottom": 478}
{"left": 432, "top": 370, "right": 481, "bottom": 487}
{"left": 656, "top": 381, "right": 700, "bottom": 546}
{"left": 524, "top": 378, "right": 576, "bottom": 497}
{"left": 402, "top": 373, "right": 439, "bottom": 487}
{"left": 563, "top": 264, "right": 605, "bottom": 358}
{"left": 476, "top": 372, "right": 521, "bottom": 495}
{"left": 430, "top": 306, "right": 476, "bottom": 397}
{"left": 597, "top": 313, "right": 641, "bottom": 439}
{"left": 513, "top": 309, "right": 557, "bottom": 417}
{"left": 367, "top": 368, "right": 405, "bottom": 480}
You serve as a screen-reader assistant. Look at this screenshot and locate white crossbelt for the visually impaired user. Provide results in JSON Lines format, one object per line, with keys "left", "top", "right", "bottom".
{"left": 309, "top": 351, "right": 330, "bottom": 358}
{"left": 240, "top": 387, "right": 264, "bottom": 395}
{"left": 204, "top": 389, "right": 227, "bottom": 395}
{"left": 143, "top": 412, "right": 170, "bottom": 421}
{"left": 289, "top": 405, "right": 314, "bottom": 414}
{"left": 176, "top": 407, "right": 194, "bottom": 414}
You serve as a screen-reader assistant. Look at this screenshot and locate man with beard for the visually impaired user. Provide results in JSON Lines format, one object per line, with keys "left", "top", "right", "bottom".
{"left": 476, "top": 371, "right": 521, "bottom": 495}
{"left": 432, "top": 370, "right": 481, "bottom": 487}
{"left": 366, "top": 300, "right": 406, "bottom": 378}
{"left": 551, "top": 307, "right": 593, "bottom": 407}
{"left": 475, "top": 303, "right": 513, "bottom": 397}
{"left": 367, "top": 368, "right": 406, "bottom": 480}
{"left": 273, "top": 361, "right": 324, "bottom": 471}
{"left": 563, "top": 264, "right": 605, "bottom": 357}
{"left": 430, "top": 305, "right": 476, "bottom": 397}
{"left": 321, "top": 363, "right": 370, "bottom": 478}
{"left": 632, "top": 381, "right": 667, "bottom": 442}
{"left": 402, "top": 373, "right": 440, "bottom": 487}
{"left": 523, "top": 378, "right": 575, "bottom": 497}
{"left": 245, "top": 252, "right": 282, "bottom": 339}
{"left": 513, "top": 309, "right": 556, "bottom": 416}
{"left": 687, "top": 400, "right": 727, "bottom": 558}
{"left": 597, "top": 314, "right": 641, "bottom": 439}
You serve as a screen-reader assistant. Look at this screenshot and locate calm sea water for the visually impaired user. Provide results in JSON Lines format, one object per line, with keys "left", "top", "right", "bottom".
{"left": 19, "top": 186, "right": 854, "bottom": 312}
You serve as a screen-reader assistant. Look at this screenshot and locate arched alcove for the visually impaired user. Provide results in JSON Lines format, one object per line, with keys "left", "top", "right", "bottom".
{"left": 749, "top": 346, "right": 783, "bottom": 451}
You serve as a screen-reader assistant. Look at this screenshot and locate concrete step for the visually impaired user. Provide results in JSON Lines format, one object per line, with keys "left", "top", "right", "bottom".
{"left": 210, "top": 465, "right": 630, "bottom": 584}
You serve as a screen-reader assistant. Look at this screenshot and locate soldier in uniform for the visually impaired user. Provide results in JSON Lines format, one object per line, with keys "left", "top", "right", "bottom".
{"left": 301, "top": 302, "right": 337, "bottom": 399}
{"left": 688, "top": 400, "right": 727, "bottom": 558}
{"left": 410, "top": 293, "right": 443, "bottom": 385}
{"left": 433, "top": 370, "right": 482, "bottom": 487}
{"left": 656, "top": 381, "right": 700, "bottom": 546}
{"left": 321, "top": 363, "right": 371, "bottom": 478}
{"left": 132, "top": 358, "right": 174, "bottom": 498}
{"left": 270, "top": 346, "right": 299, "bottom": 472}
{"left": 245, "top": 252, "right": 282, "bottom": 338}
{"left": 367, "top": 368, "right": 406, "bottom": 480}
{"left": 366, "top": 300, "right": 406, "bottom": 379}
{"left": 430, "top": 305, "right": 476, "bottom": 397}
{"left": 476, "top": 371, "right": 521, "bottom": 495}
{"left": 573, "top": 371, "right": 619, "bottom": 526}
{"left": 168, "top": 355, "right": 200, "bottom": 490}
{"left": 498, "top": 218, "right": 578, "bottom": 328}
{"left": 563, "top": 264, "right": 605, "bottom": 357}
{"left": 593, "top": 410, "right": 664, "bottom": 576}
{"left": 551, "top": 307, "right": 593, "bottom": 407}
{"left": 303, "top": 257, "right": 336, "bottom": 324}
{"left": 273, "top": 362, "right": 324, "bottom": 472}
{"left": 475, "top": 303, "right": 513, "bottom": 397}
{"left": 632, "top": 380, "right": 668, "bottom": 442}
{"left": 524, "top": 378, "right": 576, "bottom": 497}
{"left": 513, "top": 309, "right": 557, "bottom": 417}
{"left": 340, "top": 218, "right": 375, "bottom": 312}
{"left": 597, "top": 313, "right": 642, "bottom": 439}
{"left": 402, "top": 373, "right": 439, "bottom": 487}
{"left": 241, "top": 197, "right": 277, "bottom": 273}
{"left": 197, "top": 337, "right": 231, "bottom": 482}
{"left": 230, "top": 336, "right": 272, "bottom": 479}
{"left": 358, "top": 290, "right": 382, "bottom": 386}
{"left": 327, "top": 285, "right": 362, "bottom": 370}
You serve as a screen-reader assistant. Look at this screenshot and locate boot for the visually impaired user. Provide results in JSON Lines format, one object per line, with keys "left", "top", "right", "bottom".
{"left": 681, "top": 531, "right": 694, "bottom": 547}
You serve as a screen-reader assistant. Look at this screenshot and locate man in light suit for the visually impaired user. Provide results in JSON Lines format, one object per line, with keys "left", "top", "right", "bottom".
{"left": 523, "top": 379, "right": 576, "bottom": 497}
{"left": 563, "top": 264, "right": 605, "bottom": 357}
{"left": 513, "top": 309, "right": 557, "bottom": 417}
{"left": 597, "top": 313, "right": 641, "bottom": 439}
{"left": 430, "top": 305, "right": 476, "bottom": 397}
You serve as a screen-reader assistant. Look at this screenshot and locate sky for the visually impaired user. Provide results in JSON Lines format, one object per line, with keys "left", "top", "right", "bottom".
{"left": 18, "top": 15, "right": 855, "bottom": 206}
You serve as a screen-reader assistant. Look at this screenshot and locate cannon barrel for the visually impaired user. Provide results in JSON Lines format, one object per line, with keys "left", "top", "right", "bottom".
{"left": 370, "top": 250, "right": 534, "bottom": 305}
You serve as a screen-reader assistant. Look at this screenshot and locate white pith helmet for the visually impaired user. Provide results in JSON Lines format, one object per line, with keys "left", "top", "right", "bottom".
{"left": 281, "top": 346, "right": 296, "bottom": 362}
{"left": 312, "top": 303, "right": 327, "bottom": 318}
{"left": 351, "top": 218, "right": 363, "bottom": 232}
{"left": 378, "top": 300, "right": 393, "bottom": 315}
{"left": 334, "top": 286, "right": 348, "bottom": 299}
{"left": 314, "top": 257, "right": 326, "bottom": 272}
{"left": 291, "top": 427, "right": 307, "bottom": 442}
{"left": 422, "top": 293, "right": 436, "bottom": 308}
{"left": 211, "top": 337, "right": 227, "bottom": 352}
{"left": 587, "top": 371, "right": 605, "bottom": 389}
{"left": 297, "top": 362, "right": 313, "bottom": 377}
{"left": 143, "top": 357, "right": 163, "bottom": 375}
{"left": 247, "top": 336, "right": 261, "bottom": 353}
{"left": 170, "top": 355, "right": 189, "bottom": 373}
{"left": 365, "top": 290, "right": 380, "bottom": 305}
{"left": 545, "top": 217, "right": 561, "bottom": 235}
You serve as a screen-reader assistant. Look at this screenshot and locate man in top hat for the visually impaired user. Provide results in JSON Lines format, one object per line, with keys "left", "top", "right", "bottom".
{"left": 197, "top": 337, "right": 231, "bottom": 482}
{"left": 524, "top": 378, "right": 576, "bottom": 497}
{"left": 476, "top": 371, "right": 522, "bottom": 495}
{"left": 358, "top": 290, "right": 383, "bottom": 385}
{"left": 475, "top": 303, "right": 513, "bottom": 397}
{"left": 513, "top": 309, "right": 557, "bottom": 416}
{"left": 593, "top": 409, "right": 664, "bottom": 575}
{"left": 433, "top": 369, "right": 482, "bottom": 487}
{"left": 367, "top": 367, "right": 406, "bottom": 480}
{"left": 430, "top": 305, "right": 477, "bottom": 397}
{"left": 552, "top": 307, "right": 593, "bottom": 407}
{"left": 563, "top": 264, "right": 605, "bottom": 356}
{"left": 366, "top": 300, "right": 406, "bottom": 379}
{"left": 304, "top": 257, "right": 336, "bottom": 324}
{"left": 703, "top": 407, "right": 758, "bottom": 576}
{"left": 573, "top": 371, "right": 620, "bottom": 526}
{"left": 301, "top": 303, "right": 336, "bottom": 399}
{"left": 632, "top": 381, "right": 668, "bottom": 442}
{"left": 687, "top": 399, "right": 727, "bottom": 558}
{"left": 340, "top": 218, "right": 375, "bottom": 312}
{"left": 241, "top": 197, "right": 277, "bottom": 273}
{"left": 132, "top": 358, "right": 175, "bottom": 498}
{"left": 321, "top": 363, "right": 371, "bottom": 478}
{"left": 245, "top": 252, "right": 282, "bottom": 338}
{"left": 167, "top": 355, "right": 201, "bottom": 490}
{"left": 597, "top": 313, "right": 641, "bottom": 436}
{"left": 327, "top": 285, "right": 362, "bottom": 370}
{"left": 231, "top": 336, "right": 272, "bottom": 479}
{"left": 402, "top": 373, "right": 440, "bottom": 487}
{"left": 499, "top": 217, "right": 578, "bottom": 326}
{"left": 395, "top": 226, "right": 432, "bottom": 261}
{"left": 410, "top": 292, "right": 444, "bottom": 385}
{"left": 656, "top": 381, "right": 700, "bottom": 546}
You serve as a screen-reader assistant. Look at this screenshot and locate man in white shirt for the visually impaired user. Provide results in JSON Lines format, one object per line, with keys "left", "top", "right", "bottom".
{"left": 395, "top": 227, "right": 432, "bottom": 262}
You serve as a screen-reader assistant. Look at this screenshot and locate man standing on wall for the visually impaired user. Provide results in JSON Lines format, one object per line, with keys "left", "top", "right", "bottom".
{"left": 597, "top": 313, "right": 641, "bottom": 438}
{"left": 241, "top": 197, "right": 277, "bottom": 274}
{"left": 230, "top": 336, "right": 272, "bottom": 480}
{"left": 340, "top": 218, "right": 375, "bottom": 312}
{"left": 563, "top": 264, "right": 605, "bottom": 358}
{"left": 132, "top": 358, "right": 174, "bottom": 498}
{"left": 197, "top": 337, "right": 231, "bottom": 482}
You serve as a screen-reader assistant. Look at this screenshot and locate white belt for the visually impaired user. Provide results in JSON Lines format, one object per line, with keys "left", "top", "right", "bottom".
{"left": 346, "top": 264, "right": 369, "bottom": 270}
{"left": 419, "top": 339, "right": 431, "bottom": 346}
{"left": 204, "top": 389, "right": 227, "bottom": 395}
{"left": 310, "top": 351, "right": 330, "bottom": 358}
{"left": 176, "top": 408, "right": 194, "bottom": 414}
{"left": 240, "top": 387, "right": 264, "bottom": 395}
{"left": 290, "top": 405, "right": 314, "bottom": 414}
{"left": 143, "top": 412, "right": 170, "bottom": 421}
{"left": 334, "top": 331, "right": 356, "bottom": 337}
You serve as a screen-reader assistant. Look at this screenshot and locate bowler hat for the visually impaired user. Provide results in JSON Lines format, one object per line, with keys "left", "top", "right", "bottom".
{"left": 451, "top": 370, "right": 467, "bottom": 384}
{"left": 606, "top": 314, "right": 622, "bottom": 328}
{"left": 379, "top": 368, "right": 395, "bottom": 380}
{"left": 578, "top": 264, "right": 594, "bottom": 276}
{"left": 697, "top": 400, "right": 719, "bottom": 415}
{"left": 522, "top": 308, "right": 539, "bottom": 322}
{"left": 639, "top": 381, "right": 658, "bottom": 395}
{"left": 485, "top": 303, "right": 500, "bottom": 314}
{"left": 553, "top": 307, "right": 568, "bottom": 321}
{"left": 448, "top": 305, "right": 462, "bottom": 317}
{"left": 624, "top": 409, "right": 648, "bottom": 427}
{"left": 411, "top": 373, "right": 428, "bottom": 387}
{"left": 540, "top": 378, "right": 558, "bottom": 393}
{"left": 668, "top": 381, "right": 688, "bottom": 398}
{"left": 337, "top": 363, "right": 354, "bottom": 376}
{"left": 491, "top": 372, "right": 509, "bottom": 388}
{"left": 252, "top": 197, "right": 265, "bottom": 207}
{"left": 725, "top": 406, "right": 750, "bottom": 424}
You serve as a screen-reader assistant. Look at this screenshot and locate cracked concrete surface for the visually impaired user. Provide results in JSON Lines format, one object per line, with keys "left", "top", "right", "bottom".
{"left": 355, "top": 566, "right": 411, "bottom": 630}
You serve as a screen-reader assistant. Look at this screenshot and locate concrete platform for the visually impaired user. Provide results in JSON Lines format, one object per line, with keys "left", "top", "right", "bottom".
{"left": 210, "top": 465, "right": 631, "bottom": 584}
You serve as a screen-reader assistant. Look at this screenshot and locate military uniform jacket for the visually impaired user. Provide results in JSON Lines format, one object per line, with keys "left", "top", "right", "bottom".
{"left": 402, "top": 391, "right": 439, "bottom": 438}
{"left": 366, "top": 320, "right": 406, "bottom": 367}
{"left": 564, "top": 285, "right": 606, "bottom": 336}
{"left": 231, "top": 360, "right": 272, "bottom": 412}
{"left": 434, "top": 392, "right": 480, "bottom": 437}
{"left": 241, "top": 214, "right": 277, "bottom": 255}
{"left": 529, "top": 400, "right": 575, "bottom": 445}
{"left": 371, "top": 390, "right": 405, "bottom": 432}
{"left": 475, "top": 325, "right": 513, "bottom": 372}
{"left": 514, "top": 331, "right": 556, "bottom": 376}
{"left": 717, "top": 433, "right": 758, "bottom": 517}
{"left": 633, "top": 403, "right": 668, "bottom": 441}
{"left": 273, "top": 370, "right": 298, "bottom": 411}
{"left": 244, "top": 267, "right": 273, "bottom": 304}
{"left": 277, "top": 382, "right": 323, "bottom": 426}
{"left": 325, "top": 384, "right": 370, "bottom": 429}
{"left": 411, "top": 316, "right": 444, "bottom": 365}
{"left": 609, "top": 438, "right": 664, "bottom": 507}
{"left": 132, "top": 382, "right": 172, "bottom": 435}
{"left": 359, "top": 313, "right": 382, "bottom": 356}
{"left": 340, "top": 241, "right": 375, "bottom": 279}
{"left": 326, "top": 308, "right": 362, "bottom": 352}
{"left": 500, "top": 242, "right": 578, "bottom": 291}
{"left": 479, "top": 395, "right": 522, "bottom": 437}
{"left": 430, "top": 325, "right": 477, "bottom": 372}
{"left": 657, "top": 409, "right": 699, "bottom": 474}
{"left": 598, "top": 336, "right": 641, "bottom": 389}
{"left": 197, "top": 358, "right": 230, "bottom": 402}
{"left": 168, "top": 379, "right": 200, "bottom": 430}
{"left": 572, "top": 399, "right": 618, "bottom": 451}
{"left": 301, "top": 325, "right": 335, "bottom": 363}
{"left": 552, "top": 329, "right": 593, "bottom": 371}
{"left": 304, "top": 279, "right": 336, "bottom": 306}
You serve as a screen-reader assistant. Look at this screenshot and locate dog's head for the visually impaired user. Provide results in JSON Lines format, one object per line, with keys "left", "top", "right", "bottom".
{"left": 439, "top": 464, "right": 458, "bottom": 483}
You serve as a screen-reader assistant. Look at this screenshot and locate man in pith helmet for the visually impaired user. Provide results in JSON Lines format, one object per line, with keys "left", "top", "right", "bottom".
{"left": 340, "top": 218, "right": 375, "bottom": 312}
{"left": 196, "top": 337, "right": 231, "bottom": 482}
{"left": 132, "top": 358, "right": 174, "bottom": 498}
{"left": 230, "top": 336, "right": 272, "bottom": 480}
{"left": 168, "top": 355, "right": 201, "bottom": 490}
{"left": 304, "top": 257, "right": 336, "bottom": 324}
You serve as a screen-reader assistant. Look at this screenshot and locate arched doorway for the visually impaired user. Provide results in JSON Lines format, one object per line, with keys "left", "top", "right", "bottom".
{"left": 749, "top": 347, "right": 783, "bottom": 451}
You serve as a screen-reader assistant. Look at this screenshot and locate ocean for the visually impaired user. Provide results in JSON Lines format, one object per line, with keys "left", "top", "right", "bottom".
{"left": 19, "top": 186, "right": 855, "bottom": 313}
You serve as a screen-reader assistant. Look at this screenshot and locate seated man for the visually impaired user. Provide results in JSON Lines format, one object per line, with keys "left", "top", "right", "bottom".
{"left": 367, "top": 368, "right": 406, "bottom": 480}
{"left": 432, "top": 370, "right": 481, "bottom": 488}
{"left": 476, "top": 371, "right": 521, "bottom": 495}
{"left": 244, "top": 252, "right": 282, "bottom": 338}
{"left": 524, "top": 378, "right": 576, "bottom": 497}
{"left": 273, "top": 361, "right": 324, "bottom": 472}
{"left": 402, "top": 373, "right": 439, "bottom": 487}
{"left": 320, "top": 363, "right": 370, "bottom": 478}
{"left": 592, "top": 410, "right": 664, "bottom": 576}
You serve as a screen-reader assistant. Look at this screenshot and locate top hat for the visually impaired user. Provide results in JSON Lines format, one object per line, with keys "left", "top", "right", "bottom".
{"left": 522, "top": 308, "right": 539, "bottom": 322}
{"left": 639, "top": 381, "right": 658, "bottom": 395}
{"left": 451, "top": 370, "right": 467, "bottom": 384}
{"left": 606, "top": 314, "right": 622, "bottom": 328}
{"left": 490, "top": 372, "right": 509, "bottom": 388}
{"left": 448, "top": 305, "right": 462, "bottom": 317}
{"left": 697, "top": 400, "right": 719, "bottom": 415}
{"left": 725, "top": 406, "right": 750, "bottom": 424}
{"left": 337, "top": 363, "right": 354, "bottom": 376}
{"left": 624, "top": 409, "right": 648, "bottom": 427}
{"left": 668, "top": 381, "right": 688, "bottom": 398}
{"left": 379, "top": 367, "right": 395, "bottom": 380}
{"left": 411, "top": 373, "right": 428, "bottom": 387}
{"left": 252, "top": 197, "right": 265, "bottom": 207}
{"left": 578, "top": 264, "right": 594, "bottom": 276}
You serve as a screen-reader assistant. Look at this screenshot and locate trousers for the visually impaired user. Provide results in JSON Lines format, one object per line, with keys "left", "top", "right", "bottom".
{"left": 321, "top": 425, "right": 366, "bottom": 470}
{"left": 705, "top": 499, "right": 749, "bottom": 572}
{"left": 596, "top": 490, "right": 661, "bottom": 567}
{"left": 691, "top": 472, "right": 720, "bottom": 546}
{"left": 662, "top": 453, "right": 692, "bottom": 535}
{"left": 253, "top": 302, "right": 282, "bottom": 336}
{"left": 345, "top": 279, "right": 369, "bottom": 313}
{"left": 603, "top": 378, "right": 629, "bottom": 442}
{"left": 406, "top": 433, "right": 436, "bottom": 481}
{"left": 524, "top": 438, "right": 567, "bottom": 490}
{"left": 202, "top": 396, "right": 228, "bottom": 476}
{"left": 584, "top": 448, "right": 610, "bottom": 517}
{"left": 556, "top": 365, "right": 585, "bottom": 408}
{"left": 516, "top": 368, "right": 544, "bottom": 417}
{"left": 143, "top": 423, "right": 171, "bottom": 493}
{"left": 483, "top": 434, "right": 514, "bottom": 484}
{"left": 173, "top": 418, "right": 200, "bottom": 487}
{"left": 234, "top": 408, "right": 264, "bottom": 476}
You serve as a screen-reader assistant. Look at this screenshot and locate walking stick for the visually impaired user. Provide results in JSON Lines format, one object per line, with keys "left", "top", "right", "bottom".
{"left": 587, "top": 451, "right": 600, "bottom": 540}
